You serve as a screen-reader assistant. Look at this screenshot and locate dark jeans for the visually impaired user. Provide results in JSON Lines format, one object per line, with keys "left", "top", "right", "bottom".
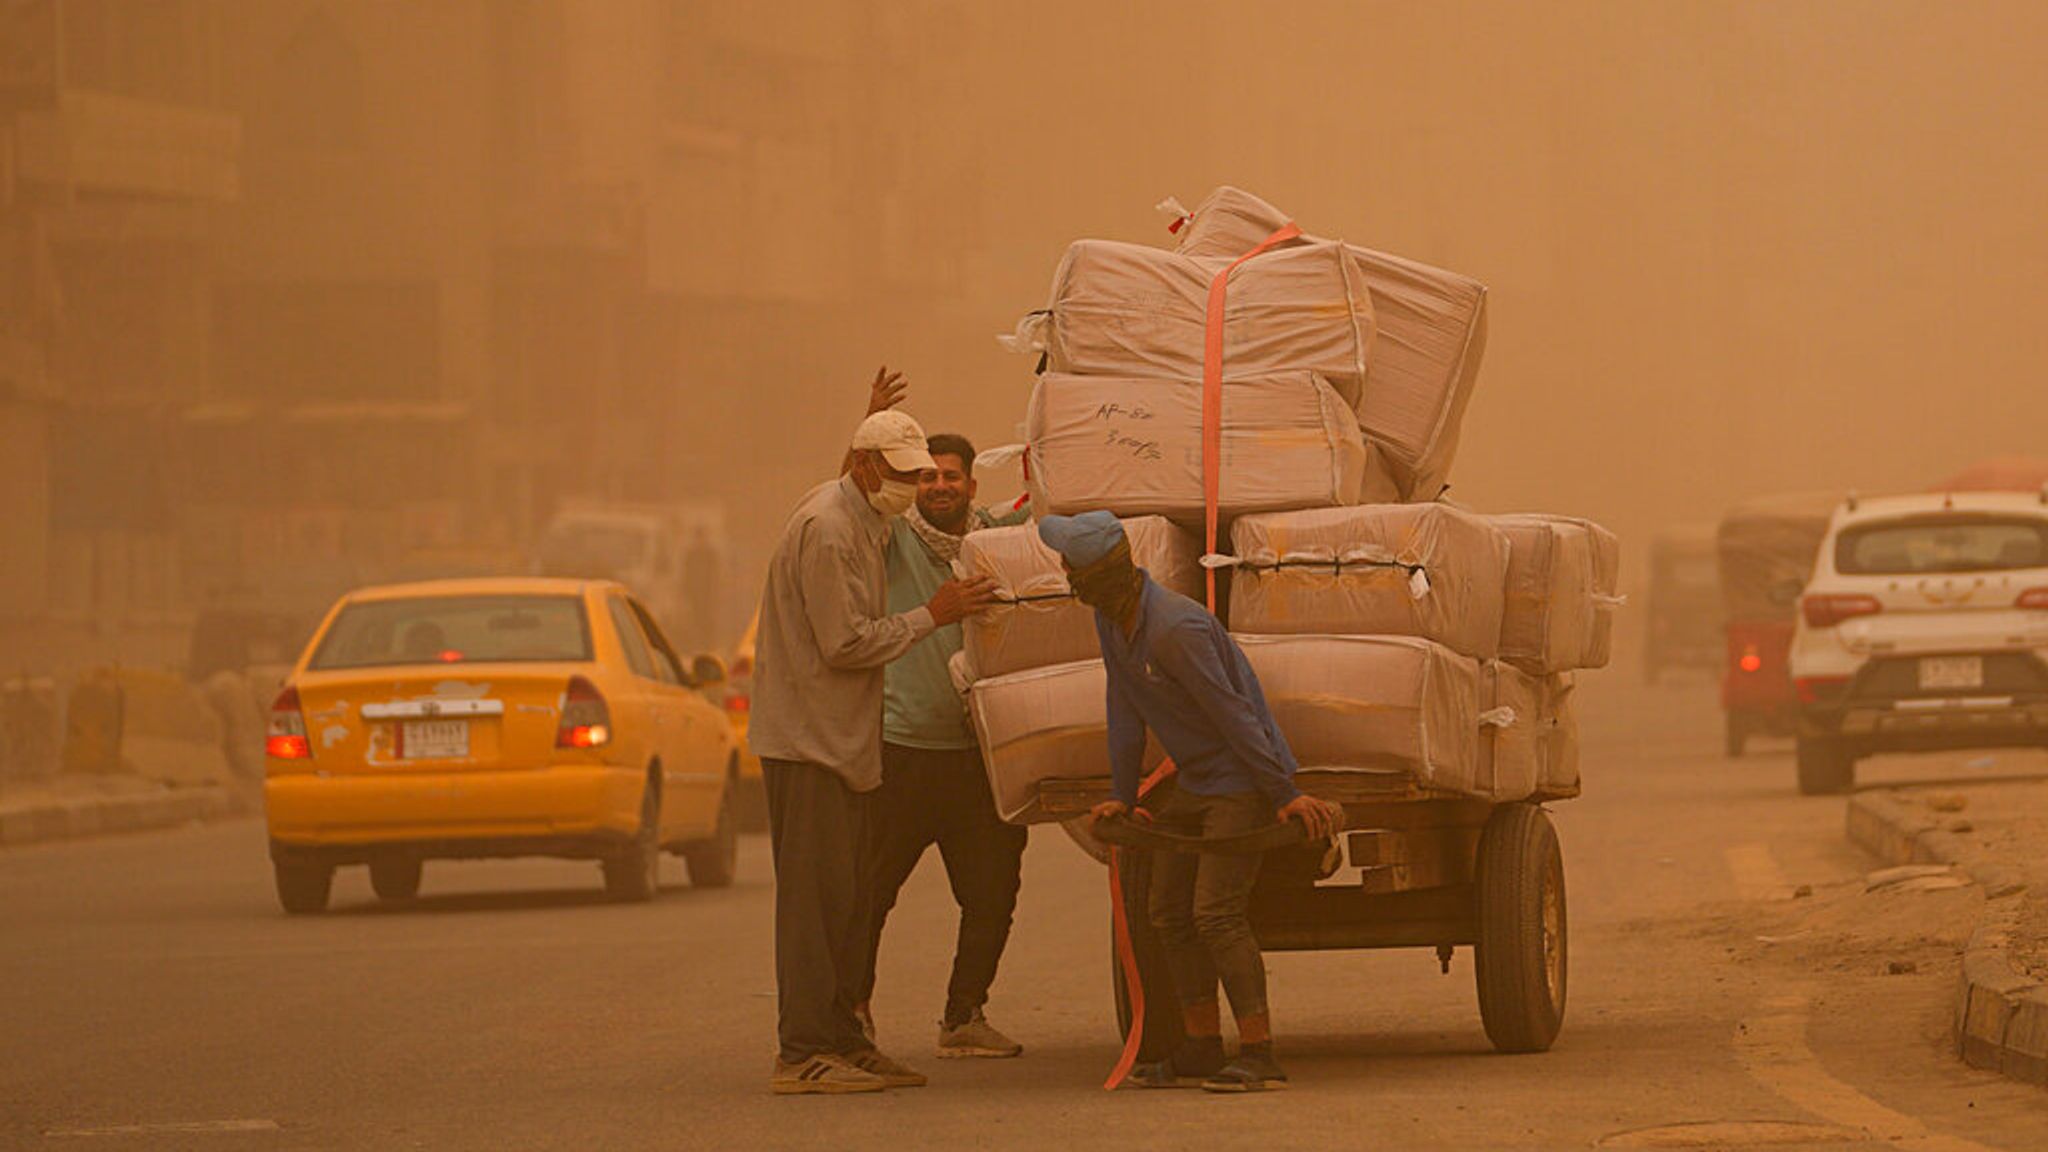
{"left": 764, "top": 758, "right": 875, "bottom": 1063}
{"left": 1147, "top": 788, "right": 1272, "bottom": 1023}
{"left": 860, "top": 743, "right": 1029, "bottom": 1028}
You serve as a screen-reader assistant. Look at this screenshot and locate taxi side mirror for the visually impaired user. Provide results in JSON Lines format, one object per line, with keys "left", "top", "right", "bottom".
{"left": 690, "top": 654, "right": 728, "bottom": 688}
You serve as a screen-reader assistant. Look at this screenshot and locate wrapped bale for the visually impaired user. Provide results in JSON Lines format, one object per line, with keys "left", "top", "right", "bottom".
{"left": 1009, "top": 238, "right": 1377, "bottom": 411}
{"left": 957, "top": 515, "right": 1202, "bottom": 681}
{"left": 1491, "top": 514, "right": 1623, "bottom": 674}
{"left": 1024, "top": 370, "right": 1397, "bottom": 520}
{"left": 1172, "top": 186, "right": 1490, "bottom": 502}
{"left": 1539, "top": 674, "right": 1581, "bottom": 797}
{"left": 1481, "top": 661, "right": 1544, "bottom": 802}
{"left": 1235, "top": 634, "right": 1528, "bottom": 800}
{"left": 1229, "top": 503, "right": 1511, "bottom": 659}
{"left": 963, "top": 657, "right": 1166, "bottom": 824}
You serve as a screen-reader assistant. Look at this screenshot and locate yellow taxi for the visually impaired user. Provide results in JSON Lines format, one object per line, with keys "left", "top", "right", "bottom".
{"left": 723, "top": 608, "right": 766, "bottom": 830}
{"left": 263, "top": 577, "right": 738, "bottom": 913}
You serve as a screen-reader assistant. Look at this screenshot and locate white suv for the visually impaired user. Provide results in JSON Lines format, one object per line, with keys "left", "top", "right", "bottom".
{"left": 1787, "top": 490, "right": 2048, "bottom": 794}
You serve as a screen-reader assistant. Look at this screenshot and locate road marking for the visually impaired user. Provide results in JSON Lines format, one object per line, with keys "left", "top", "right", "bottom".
{"left": 1598, "top": 1120, "right": 1868, "bottom": 1147}
{"left": 1724, "top": 842, "right": 1793, "bottom": 901}
{"left": 1734, "top": 992, "right": 1999, "bottom": 1152}
{"left": 45, "top": 1119, "right": 279, "bottom": 1138}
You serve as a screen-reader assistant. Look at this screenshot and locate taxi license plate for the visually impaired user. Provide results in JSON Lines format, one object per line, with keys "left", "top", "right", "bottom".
{"left": 1918, "top": 656, "right": 1984, "bottom": 692}
{"left": 401, "top": 719, "right": 470, "bottom": 760}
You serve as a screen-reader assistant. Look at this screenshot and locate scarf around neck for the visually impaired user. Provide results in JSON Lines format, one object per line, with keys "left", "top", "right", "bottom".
{"left": 906, "top": 503, "right": 982, "bottom": 564}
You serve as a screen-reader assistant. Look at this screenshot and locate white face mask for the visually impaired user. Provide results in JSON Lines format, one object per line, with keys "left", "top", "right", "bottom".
{"left": 867, "top": 477, "right": 916, "bottom": 518}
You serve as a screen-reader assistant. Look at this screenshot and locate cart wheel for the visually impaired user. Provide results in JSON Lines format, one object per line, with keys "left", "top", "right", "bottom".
{"left": 1475, "top": 803, "right": 1566, "bottom": 1054}
{"left": 1723, "top": 713, "right": 1747, "bottom": 758}
{"left": 1108, "top": 848, "right": 1184, "bottom": 1063}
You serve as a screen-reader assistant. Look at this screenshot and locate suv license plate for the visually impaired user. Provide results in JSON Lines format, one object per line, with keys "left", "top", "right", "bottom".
{"left": 1918, "top": 656, "right": 1984, "bottom": 692}
{"left": 401, "top": 720, "right": 470, "bottom": 759}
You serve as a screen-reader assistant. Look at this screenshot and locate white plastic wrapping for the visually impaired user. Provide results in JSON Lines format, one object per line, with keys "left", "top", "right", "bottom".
{"left": 1023, "top": 371, "right": 1394, "bottom": 520}
{"left": 1490, "top": 514, "right": 1623, "bottom": 674}
{"left": 1538, "top": 673, "right": 1581, "bottom": 797}
{"left": 956, "top": 515, "right": 1202, "bottom": 681}
{"left": 1234, "top": 633, "right": 1530, "bottom": 799}
{"left": 1227, "top": 504, "right": 1512, "bottom": 659}
{"left": 1172, "top": 186, "right": 1491, "bottom": 502}
{"left": 1010, "top": 238, "right": 1377, "bottom": 411}
{"left": 965, "top": 657, "right": 1167, "bottom": 824}
{"left": 1482, "top": 661, "right": 1544, "bottom": 802}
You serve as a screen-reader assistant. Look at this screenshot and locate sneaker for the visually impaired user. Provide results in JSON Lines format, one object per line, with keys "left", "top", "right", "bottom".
{"left": 846, "top": 1047, "right": 928, "bottom": 1088}
{"left": 936, "top": 1010, "right": 1023, "bottom": 1059}
{"left": 853, "top": 1003, "right": 876, "bottom": 1047}
{"left": 1129, "top": 1036, "right": 1226, "bottom": 1089}
{"left": 770, "top": 1053, "right": 887, "bottom": 1096}
{"left": 1201, "top": 1047, "right": 1289, "bottom": 1093}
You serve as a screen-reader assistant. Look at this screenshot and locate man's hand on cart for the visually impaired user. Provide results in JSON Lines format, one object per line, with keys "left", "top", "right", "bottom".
{"left": 1278, "top": 795, "right": 1343, "bottom": 840}
{"left": 1090, "top": 799, "right": 1153, "bottom": 825}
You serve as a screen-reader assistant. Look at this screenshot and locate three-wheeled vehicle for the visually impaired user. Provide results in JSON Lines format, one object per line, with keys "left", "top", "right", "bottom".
{"left": 1714, "top": 492, "right": 1838, "bottom": 757}
{"left": 1045, "top": 767, "right": 1574, "bottom": 1064}
{"left": 1643, "top": 525, "right": 1721, "bottom": 684}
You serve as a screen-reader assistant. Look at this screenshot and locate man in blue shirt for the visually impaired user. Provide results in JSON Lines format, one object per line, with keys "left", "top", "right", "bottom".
{"left": 1039, "top": 511, "right": 1340, "bottom": 1093}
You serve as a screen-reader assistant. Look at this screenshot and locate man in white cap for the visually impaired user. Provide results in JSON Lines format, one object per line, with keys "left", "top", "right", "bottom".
{"left": 751, "top": 374, "right": 998, "bottom": 1095}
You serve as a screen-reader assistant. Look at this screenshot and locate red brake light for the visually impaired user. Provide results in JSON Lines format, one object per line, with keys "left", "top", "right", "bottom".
{"left": 723, "top": 692, "right": 751, "bottom": 715}
{"left": 557, "top": 676, "right": 611, "bottom": 749}
{"left": 267, "top": 685, "right": 310, "bottom": 760}
{"left": 1802, "top": 593, "right": 1883, "bottom": 629}
{"left": 2019, "top": 588, "right": 2048, "bottom": 610}
{"left": 1738, "top": 647, "right": 1763, "bottom": 673}
{"left": 436, "top": 649, "right": 464, "bottom": 663}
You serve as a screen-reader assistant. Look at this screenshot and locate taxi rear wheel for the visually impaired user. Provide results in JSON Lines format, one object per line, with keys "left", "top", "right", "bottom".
{"left": 683, "top": 771, "right": 738, "bottom": 889}
{"left": 603, "top": 771, "right": 662, "bottom": 902}
{"left": 274, "top": 862, "right": 333, "bottom": 915}
{"left": 369, "top": 856, "right": 423, "bottom": 902}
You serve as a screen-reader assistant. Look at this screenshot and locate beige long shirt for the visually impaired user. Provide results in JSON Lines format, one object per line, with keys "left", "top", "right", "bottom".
{"left": 747, "top": 475, "right": 937, "bottom": 791}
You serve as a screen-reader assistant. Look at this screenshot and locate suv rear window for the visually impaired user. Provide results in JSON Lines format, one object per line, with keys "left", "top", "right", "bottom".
{"left": 309, "top": 596, "right": 591, "bottom": 670}
{"left": 1835, "top": 516, "right": 2048, "bottom": 576}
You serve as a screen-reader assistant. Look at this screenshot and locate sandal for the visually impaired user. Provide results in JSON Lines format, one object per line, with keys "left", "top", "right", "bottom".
{"left": 1201, "top": 1054, "right": 1289, "bottom": 1093}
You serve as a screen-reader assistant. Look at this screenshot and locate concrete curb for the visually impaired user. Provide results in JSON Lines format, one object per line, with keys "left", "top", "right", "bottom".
{"left": 1846, "top": 789, "right": 2043, "bottom": 1088}
{"left": 0, "top": 785, "right": 238, "bottom": 849}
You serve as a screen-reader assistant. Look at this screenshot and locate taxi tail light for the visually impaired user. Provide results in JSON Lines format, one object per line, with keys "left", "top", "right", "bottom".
{"left": 557, "top": 676, "right": 611, "bottom": 749}
{"left": 2018, "top": 588, "right": 2048, "bottom": 610}
{"left": 266, "top": 685, "right": 311, "bottom": 760}
{"left": 1801, "top": 593, "right": 1883, "bottom": 629}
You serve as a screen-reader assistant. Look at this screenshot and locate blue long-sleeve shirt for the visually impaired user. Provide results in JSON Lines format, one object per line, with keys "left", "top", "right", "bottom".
{"left": 1097, "top": 573, "right": 1304, "bottom": 809}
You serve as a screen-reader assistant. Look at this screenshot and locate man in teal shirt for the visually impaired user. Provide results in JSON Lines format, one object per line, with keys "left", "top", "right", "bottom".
{"left": 856, "top": 431, "right": 1033, "bottom": 1059}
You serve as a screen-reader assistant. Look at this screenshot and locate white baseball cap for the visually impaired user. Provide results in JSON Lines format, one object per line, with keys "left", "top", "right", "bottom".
{"left": 851, "top": 410, "right": 937, "bottom": 473}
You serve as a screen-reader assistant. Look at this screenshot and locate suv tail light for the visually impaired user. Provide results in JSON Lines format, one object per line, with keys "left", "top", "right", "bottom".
{"left": 556, "top": 676, "right": 611, "bottom": 748}
{"left": 1802, "top": 593, "right": 1883, "bottom": 629}
{"left": 2018, "top": 588, "right": 2048, "bottom": 610}
{"left": 1796, "top": 676, "right": 1852, "bottom": 706}
{"left": 266, "top": 685, "right": 311, "bottom": 760}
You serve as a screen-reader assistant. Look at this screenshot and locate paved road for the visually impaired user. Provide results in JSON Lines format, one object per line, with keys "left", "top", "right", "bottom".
{"left": 3, "top": 677, "right": 2044, "bottom": 1151}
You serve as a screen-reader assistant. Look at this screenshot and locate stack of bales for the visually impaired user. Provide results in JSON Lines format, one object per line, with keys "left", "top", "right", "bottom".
{"left": 958, "top": 187, "right": 1615, "bottom": 820}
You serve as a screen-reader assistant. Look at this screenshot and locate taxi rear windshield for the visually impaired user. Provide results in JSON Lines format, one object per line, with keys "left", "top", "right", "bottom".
{"left": 309, "top": 596, "right": 591, "bottom": 670}
{"left": 1835, "top": 516, "right": 2048, "bottom": 576}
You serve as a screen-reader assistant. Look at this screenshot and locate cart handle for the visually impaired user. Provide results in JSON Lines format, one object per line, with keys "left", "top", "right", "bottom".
{"left": 1091, "top": 811, "right": 1347, "bottom": 856}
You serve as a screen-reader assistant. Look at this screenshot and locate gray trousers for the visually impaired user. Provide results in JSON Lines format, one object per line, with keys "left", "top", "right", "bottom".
{"left": 1148, "top": 788, "right": 1272, "bottom": 1022}
{"left": 763, "top": 758, "right": 875, "bottom": 1063}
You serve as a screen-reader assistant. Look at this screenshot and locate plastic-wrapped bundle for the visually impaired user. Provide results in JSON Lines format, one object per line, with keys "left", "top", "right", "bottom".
{"left": 1023, "top": 371, "right": 1394, "bottom": 520}
{"left": 956, "top": 516, "right": 1201, "bottom": 681}
{"left": 963, "top": 657, "right": 1166, "bottom": 824}
{"left": 1538, "top": 674, "right": 1581, "bottom": 797}
{"left": 1233, "top": 633, "right": 1532, "bottom": 800}
{"left": 1172, "top": 186, "right": 1490, "bottom": 502}
{"left": 1481, "top": 661, "right": 1544, "bottom": 802}
{"left": 1490, "top": 514, "right": 1623, "bottom": 674}
{"left": 1007, "top": 238, "right": 1377, "bottom": 411}
{"left": 1228, "top": 503, "right": 1511, "bottom": 659}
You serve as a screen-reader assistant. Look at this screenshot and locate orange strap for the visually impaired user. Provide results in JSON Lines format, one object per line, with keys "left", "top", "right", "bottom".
{"left": 1202, "top": 223, "right": 1303, "bottom": 609}
{"left": 1104, "top": 222, "right": 1299, "bottom": 1091}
